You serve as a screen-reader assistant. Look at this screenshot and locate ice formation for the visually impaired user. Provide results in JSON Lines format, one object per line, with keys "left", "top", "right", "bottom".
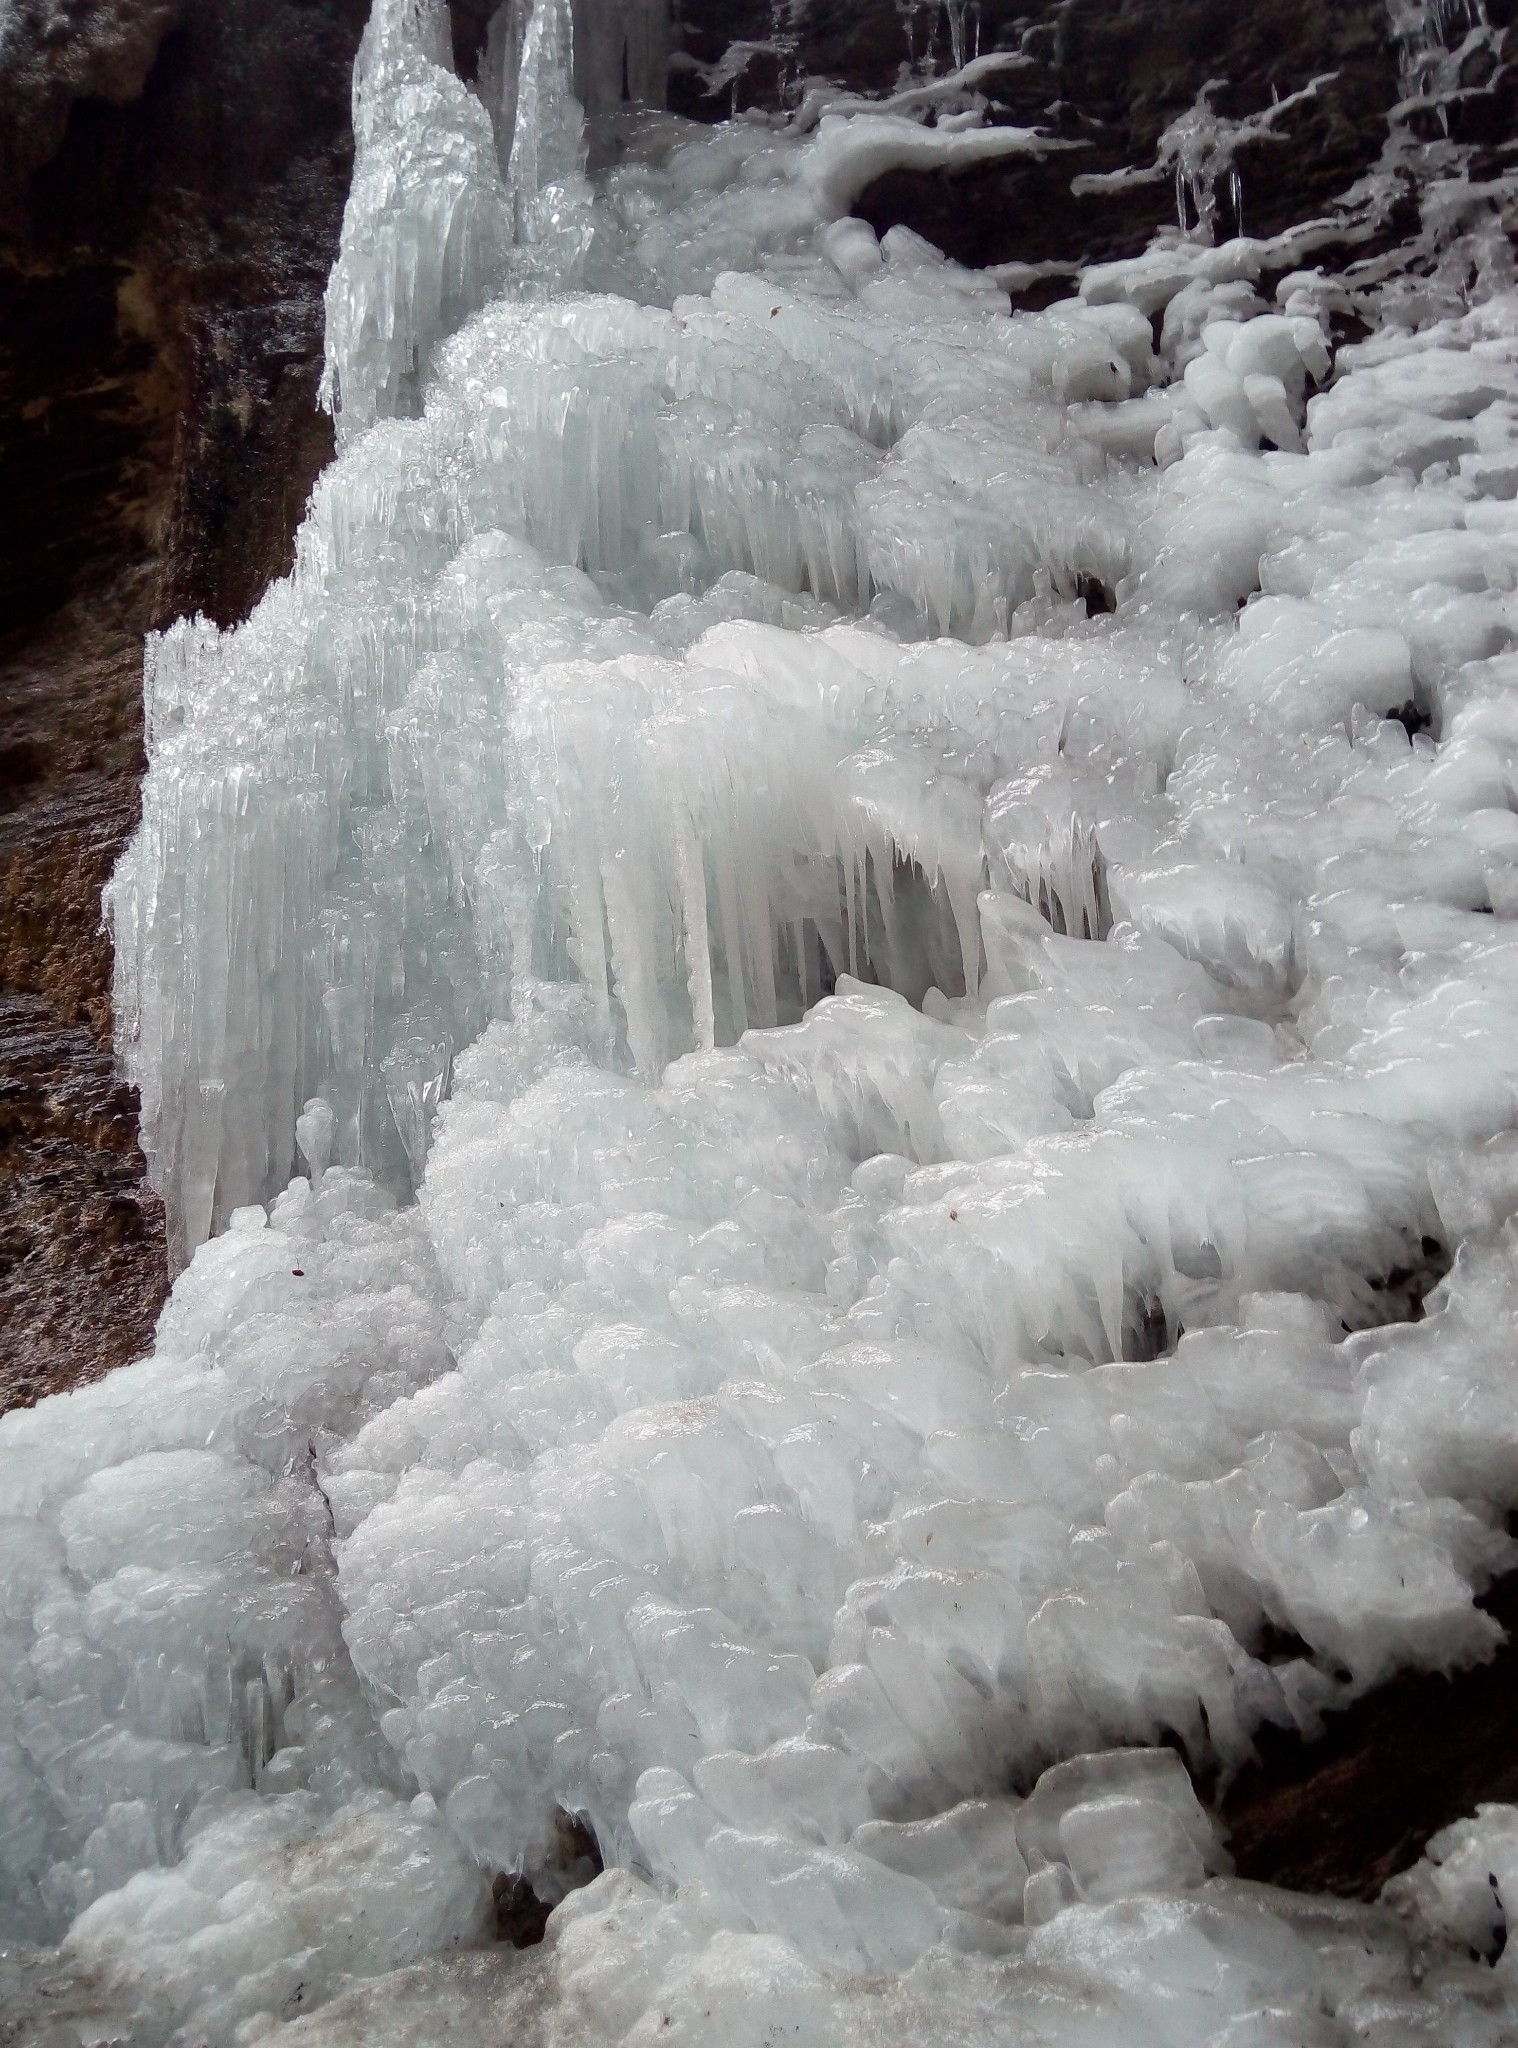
{"left": 7, "top": 0, "right": 1518, "bottom": 2040}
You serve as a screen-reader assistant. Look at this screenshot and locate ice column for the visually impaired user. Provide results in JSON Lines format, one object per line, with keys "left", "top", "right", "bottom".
{"left": 507, "top": 0, "right": 586, "bottom": 237}
{"left": 106, "top": 597, "right": 348, "bottom": 1268}
{"left": 321, "top": 0, "right": 511, "bottom": 441}
{"left": 479, "top": 0, "right": 532, "bottom": 169}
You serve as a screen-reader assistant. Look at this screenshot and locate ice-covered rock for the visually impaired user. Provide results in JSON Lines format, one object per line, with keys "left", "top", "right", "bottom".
{"left": 7, "top": 0, "right": 1518, "bottom": 2039}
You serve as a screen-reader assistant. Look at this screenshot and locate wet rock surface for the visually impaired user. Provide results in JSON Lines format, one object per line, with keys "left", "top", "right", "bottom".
{"left": 0, "top": 0, "right": 185, "bottom": 223}
{"left": 674, "top": 0, "right": 1515, "bottom": 293}
{"left": 0, "top": 993, "right": 163, "bottom": 1414}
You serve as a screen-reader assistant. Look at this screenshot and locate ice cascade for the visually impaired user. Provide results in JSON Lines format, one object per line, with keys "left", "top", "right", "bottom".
{"left": 6, "top": 0, "right": 1518, "bottom": 2041}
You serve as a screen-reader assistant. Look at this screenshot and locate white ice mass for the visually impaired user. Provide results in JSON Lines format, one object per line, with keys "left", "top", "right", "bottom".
{"left": 6, "top": 0, "right": 1518, "bottom": 2039}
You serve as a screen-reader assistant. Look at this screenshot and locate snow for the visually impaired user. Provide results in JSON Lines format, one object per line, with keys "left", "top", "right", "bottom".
{"left": 6, "top": 0, "right": 1518, "bottom": 2040}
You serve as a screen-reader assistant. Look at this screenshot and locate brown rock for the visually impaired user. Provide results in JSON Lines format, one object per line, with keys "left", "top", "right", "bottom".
{"left": 0, "top": 0, "right": 185, "bottom": 227}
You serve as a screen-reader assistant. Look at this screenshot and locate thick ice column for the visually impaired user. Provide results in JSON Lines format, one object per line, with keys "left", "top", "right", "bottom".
{"left": 377, "top": 0, "right": 454, "bottom": 69}
{"left": 105, "top": 599, "right": 347, "bottom": 1268}
{"left": 485, "top": 0, "right": 665, "bottom": 178}
{"left": 507, "top": 0, "right": 585, "bottom": 230}
{"left": 479, "top": 0, "right": 531, "bottom": 168}
{"left": 321, "top": 0, "right": 511, "bottom": 441}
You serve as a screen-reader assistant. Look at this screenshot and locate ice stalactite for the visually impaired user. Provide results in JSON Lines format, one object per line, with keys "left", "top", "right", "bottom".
{"left": 944, "top": 0, "right": 970, "bottom": 74}
{"left": 320, "top": 0, "right": 511, "bottom": 439}
{"left": 1388, "top": 0, "right": 1492, "bottom": 95}
{"left": 479, "top": 0, "right": 672, "bottom": 133}
{"left": 504, "top": 0, "right": 591, "bottom": 256}
{"left": 571, "top": 0, "right": 670, "bottom": 115}
{"left": 1067, "top": 71, "right": 1340, "bottom": 249}
{"left": 478, "top": 0, "right": 531, "bottom": 169}
{"left": 892, "top": 0, "right": 983, "bottom": 81}
{"left": 1080, "top": 0, "right": 1507, "bottom": 259}
{"left": 1384, "top": 0, "right": 1509, "bottom": 182}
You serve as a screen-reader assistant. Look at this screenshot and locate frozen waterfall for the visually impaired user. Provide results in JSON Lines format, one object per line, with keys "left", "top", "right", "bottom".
{"left": 7, "top": 0, "right": 1518, "bottom": 2041}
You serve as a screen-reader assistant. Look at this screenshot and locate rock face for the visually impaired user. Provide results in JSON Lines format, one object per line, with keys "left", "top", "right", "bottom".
{"left": 0, "top": 0, "right": 185, "bottom": 222}
{"left": 0, "top": 0, "right": 370, "bottom": 1406}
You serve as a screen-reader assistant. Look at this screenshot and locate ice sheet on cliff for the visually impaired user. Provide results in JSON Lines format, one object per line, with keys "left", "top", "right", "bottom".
{"left": 5, "top": 0, "right": 1518, "bottom": 2040}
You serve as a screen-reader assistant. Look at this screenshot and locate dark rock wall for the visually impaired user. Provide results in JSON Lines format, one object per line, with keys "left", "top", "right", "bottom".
{"left": 0, "top": 0, "right": 186, "bottom": 223}
{"left": 0, "top": 0, "right": 370, "bottom": 1410}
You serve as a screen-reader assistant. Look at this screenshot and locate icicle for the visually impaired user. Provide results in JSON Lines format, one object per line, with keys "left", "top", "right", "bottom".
{"left": 674, "top": 804, "right": 717, "bottom": 1051}
{"left": 711, "top": 836, "right": 751, "bottom": 1039}
{"left": 946, "top": 0, "right": 969, "bottom": 74}
{"left": 897, "top": 0, "right": 922, "bottom": 76}
{"left": 321, "top": 0, "right": 510, "bottom": 436}
{"left": 1154, "top": 74, "right": 1333, "bottom": 246}
{"left": 507, "top": 0, "right": 585, "bottom": 235}
{"left": 603, "top": 845, "right": 667, "bottom": 1075}
{"left": 479, "top": 0, "right": 532, "bottom": 173}
{"left": 572, "top": 0, "right": 670, "bottom": 115}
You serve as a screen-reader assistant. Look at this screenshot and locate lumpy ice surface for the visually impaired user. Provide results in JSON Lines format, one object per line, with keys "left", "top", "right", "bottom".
{"left": 6, "top": 1, "right": 1518, "bottom": 2041}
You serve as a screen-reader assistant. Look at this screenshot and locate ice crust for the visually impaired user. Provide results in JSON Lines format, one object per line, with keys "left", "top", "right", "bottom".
{"left": 7, "top": 0, "right": 1518, "bottom": 2041}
